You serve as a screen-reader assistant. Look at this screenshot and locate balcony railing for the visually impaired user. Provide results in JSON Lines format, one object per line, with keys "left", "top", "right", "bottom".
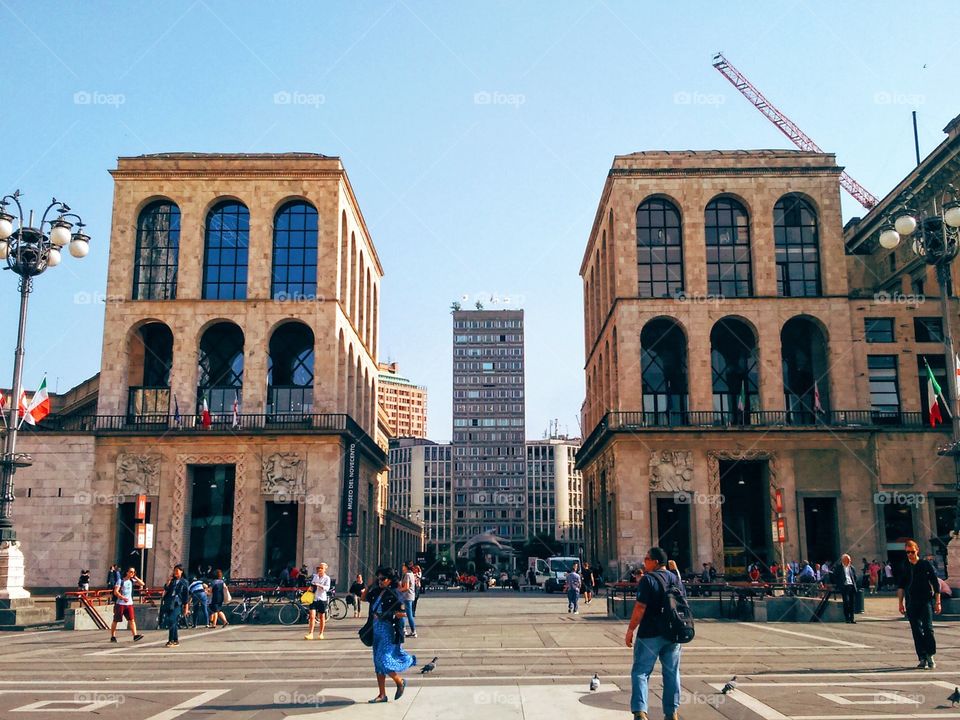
{"left": 266, "top": 386, "right": 314, "bottom": 420}
{"left": 577, "top": 409, "right": 936, "bottom": 467}
{"left": 127, "top": 386, "right": 171, "bottom": 425}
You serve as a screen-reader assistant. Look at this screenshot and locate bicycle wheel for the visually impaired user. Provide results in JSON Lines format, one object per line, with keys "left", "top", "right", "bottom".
{"left": 278, "top": 602, "right": 301, "bottom": 626}
{"left": 328, "top": 598, "right": 347, "bottom": 620}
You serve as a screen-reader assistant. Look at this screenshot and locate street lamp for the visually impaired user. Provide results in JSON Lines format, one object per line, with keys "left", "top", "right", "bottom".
{"left": 0, "top": 191, "right": 89, "bottom": 599}
{"left": 877, "top": 188, "right": 960, "bottom": 553}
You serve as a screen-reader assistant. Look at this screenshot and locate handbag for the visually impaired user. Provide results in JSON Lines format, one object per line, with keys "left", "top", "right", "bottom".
{"left": 301, "top": 590, "right": 315, "bottom": 605}
{"left": 223, "top": 584, "right": 232, "bottom": 604}
{"left": 358, "top": 616, "right": 374, "bottom": 646}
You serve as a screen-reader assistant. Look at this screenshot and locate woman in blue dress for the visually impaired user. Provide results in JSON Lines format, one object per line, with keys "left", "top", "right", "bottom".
{"left": 369, "top": 568, "right": 417, "bottom": 703}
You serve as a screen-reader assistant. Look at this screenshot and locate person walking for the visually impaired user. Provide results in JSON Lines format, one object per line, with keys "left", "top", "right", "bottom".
{"left": 898, "top": 539, "right": 941, "bottom": 669}
{"left": 884, "top": 560, "right": 894, "bottom": 591}
{"left": 412, "top": 564, "right": 423, "bottom": 615}
{"left": 188, "top": 576, "right": 210, "bottom": 628}
{"left": 106, "top": 564, "right": 121, "bottom": 601}
{"left": 348, "top": 573, "right": 366, "bottom": 618}
{"left": 304, "top": 563, "right": 331, "bottom": 640}
{"left": 832, "top": 554, "right": 859, "bottom": 623}
{"left": 565, "top": 562, "right": 583, "bottom": 614}
{"left": 208, "top": 569, "right": 229, "bottom": 628}
{"left": 368, "top": 568, "right": 417, "bottom": 703}
{"left": 109, "top": 567, "right": 144, "bottom": 643}
{"left": 868, "top": 560, "right": 881, "bottom": 595}
{"left": 582, "top": 562, "right": 595, "bottom": 605}
{"left": 625, "top": 547, "right": 682, "bottom": 720}
{"left": 399, "top": 562, "right": 418, "bottom": 637}
{"left": 161, "top": 564, "right": 190, "bottom": 647}
{"left": 77, "top": 569, "right": 90, "bottom": 592}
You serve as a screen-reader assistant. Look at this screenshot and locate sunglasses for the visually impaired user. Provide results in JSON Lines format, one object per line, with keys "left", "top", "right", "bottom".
{"left": 906, "top": 550, "right": 918, "bottom": 555}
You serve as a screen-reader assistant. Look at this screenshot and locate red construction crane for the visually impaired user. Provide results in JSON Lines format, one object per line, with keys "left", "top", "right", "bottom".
{"left": 712, "top": 52, "right": 878, "bottom": 210}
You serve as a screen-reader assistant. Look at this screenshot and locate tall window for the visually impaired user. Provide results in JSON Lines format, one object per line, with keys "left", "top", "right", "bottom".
{"left": 774, "top": 195, "right": 821, "bottom": 297}
{"left": 133, "top": 200, "right": 180, "bottom": 300}
{"left": 868, "top": 355, "right": 900, "bottom": 419}
{"left": 203, "top": 201, "right": 249, "bottom": 300}
{"left": 198, "top": 322, "right": 244, "bottom": 414}
{"left": 705, "top": 197, "right": 752, "bottom": 297}
{"left": 636, "top": 198, "right": 683, "bottom": 298}
{"left": 711, "top": 318, "right": 759, "bottom": 423}
{"left": 271, "top": 200, "right": 318, "bottom": 300}
{"left": 641, "top": 318, "right": 688, "bottom": 424}
{"left": 781, "top": 316, "right": 829, "bottom": 422}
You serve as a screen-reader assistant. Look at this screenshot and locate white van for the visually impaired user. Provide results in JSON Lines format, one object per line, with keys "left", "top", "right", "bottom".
{"left": 532, "top": 556, "right": 582, "bottom": 593}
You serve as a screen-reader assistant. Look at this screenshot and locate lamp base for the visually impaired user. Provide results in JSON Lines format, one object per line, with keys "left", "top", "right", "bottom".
{"left": 0, "top": 541, "right": 30, "bottom": 599}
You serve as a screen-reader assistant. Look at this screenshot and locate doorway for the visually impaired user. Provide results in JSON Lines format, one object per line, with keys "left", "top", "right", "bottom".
{"left": 803, "top": 497, "right": 839, "bottom": 564}
{"left": 188, "top": 465, "right": 236, "bottom": 575}
{"left": 656, "top": 498, "right": 691, "bottom": 572}
{"left": 719, "top": 460, "right": 771, "bottom": 575}
{"left": 264, "top": 501, "right": 299, "bottom": 577}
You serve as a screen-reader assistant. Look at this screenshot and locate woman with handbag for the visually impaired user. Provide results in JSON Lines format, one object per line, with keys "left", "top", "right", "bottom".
{"left": 209, "top": 569, "right": 230, "bottom": 628}
{"left": 367, "top": 568, "right": 417, "bottom": 703}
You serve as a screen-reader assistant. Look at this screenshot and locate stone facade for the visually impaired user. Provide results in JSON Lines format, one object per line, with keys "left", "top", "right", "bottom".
{"left": 578, "top": 149, "right": 958, "bottom": 579}
{"left": 377, "top": 362, "right": 428, "bottom": 438}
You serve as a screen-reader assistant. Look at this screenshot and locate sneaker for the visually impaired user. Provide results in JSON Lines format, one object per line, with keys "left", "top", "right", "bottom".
{"left": 916, "top": 659, "right": 928, "bottom": 669}
{"left": 304, "top": 634, "right": 314, "bottom": 640}
{"left": 133, "top": 634, "right": 144, "bottom": 642}
{"left": 109, "top": 636, "right": 117, "bottom": 643}
{"left": 318, "top": 634, "right": 324, "bottom": 640}
{"left": 634, "top": 712, "right": 649, "bottom": 720}
{"left": 928, "top": 656, "right": 937, "bottom": 669}
{"left": 574, "top": 610, "right": 579, "bottom": 615}
{"left": 666, "top": 713, "right": 679, "bottom": 720}
{"left": 410, "top": 632, "right": 417, "bottom": 638}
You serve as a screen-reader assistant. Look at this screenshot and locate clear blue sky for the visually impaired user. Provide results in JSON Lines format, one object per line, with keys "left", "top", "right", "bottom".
{"left": 0, "top": 1, "right": 955, "bottom": 442}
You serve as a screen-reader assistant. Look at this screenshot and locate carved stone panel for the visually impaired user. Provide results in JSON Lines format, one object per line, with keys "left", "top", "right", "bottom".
{"left": 116, "top": 453, "right": 161, "bottom": 496}
{"left": 649, "top": 451, "right": 693, "bottom": 493}
{"left": 261, "top": 452, "right": 306, "bottom": 496}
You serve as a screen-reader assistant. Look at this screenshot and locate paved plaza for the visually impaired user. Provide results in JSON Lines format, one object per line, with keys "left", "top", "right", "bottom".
{"left": 1, "top": 593, "right": 958, "bottom": 719}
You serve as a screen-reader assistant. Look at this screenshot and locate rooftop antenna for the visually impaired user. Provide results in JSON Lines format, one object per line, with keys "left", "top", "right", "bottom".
{"left": 912, "top": 111, "right": 921, "bottom": 167}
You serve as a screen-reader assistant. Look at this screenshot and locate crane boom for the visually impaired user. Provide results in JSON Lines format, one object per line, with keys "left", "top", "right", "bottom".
{"left": 712, "top": 52, "right": 878, "bottom": 210}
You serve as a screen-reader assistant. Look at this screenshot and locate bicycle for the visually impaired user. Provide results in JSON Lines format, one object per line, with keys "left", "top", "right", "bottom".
{"left": 277, "top": 590, "right": 348, "bottom": 625}
{"left": 231, "top": 594, "right": 267, "bottom": 623}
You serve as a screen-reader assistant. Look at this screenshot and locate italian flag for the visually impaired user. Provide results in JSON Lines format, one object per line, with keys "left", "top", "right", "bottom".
{"left": 17, "top": 390, "right": 31, "bottom": 425}
{"left": 21, "top": 377, "right": 50, "bottom": 426}
{"left": 200, "top": 394, "right": 212, "bottom": 429}
{"left": 926, "top": 361, "right": 947, "bottom": 427}
{"left": 737, "top": 380, "right": 747, "bottom": 412}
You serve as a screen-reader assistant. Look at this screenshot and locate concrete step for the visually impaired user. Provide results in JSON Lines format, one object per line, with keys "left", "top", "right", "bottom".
{"left": 0, "top": 597, "right": 58, "bottom": 628}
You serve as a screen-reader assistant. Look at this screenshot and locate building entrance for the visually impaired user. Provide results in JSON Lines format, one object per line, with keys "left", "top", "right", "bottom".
{"left": 188, "top": 465, "right": 235, "bottom": 575}
{"left": 719, "top": 460, "right": 771, "bottom": 576}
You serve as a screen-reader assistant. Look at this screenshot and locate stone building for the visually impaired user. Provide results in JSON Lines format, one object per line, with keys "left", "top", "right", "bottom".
{"left": 387, "top": 438, "right": 452, "bottom": 560}
{"left": 577, "top": 148, "right": 957, "bottom": 580}
{"left": 377, "top": 362, "right": 428, "bottom": 438}
{"left": 526, "top": 437, "right": 583, "bottom": 555}
{"left": 13, "top": 153, "right": 388, "bottom": 589}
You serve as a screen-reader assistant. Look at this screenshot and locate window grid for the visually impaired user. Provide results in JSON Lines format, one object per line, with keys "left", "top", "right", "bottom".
{"left": 636, "top": 198, "right": 684, "bottom": 298}
{"left": 774, "top": 195, "right": 821, "bottom": 297}
{"left": 864, "top": 318, "right": 895, "bottom": 343}
{"left": 271, "top": 201, "right": 318, "bottom": 300}
{"left": 868, "top": 355, "right": 900, "bottom": 414}
{"left": 203, "top": 201, "right": 249, "bottom": 300}
{"left": 133, "top": 201, "right": 180, "bottom": 300}
{"left": 705, "top": 198, "right": 752, "bottom": 297}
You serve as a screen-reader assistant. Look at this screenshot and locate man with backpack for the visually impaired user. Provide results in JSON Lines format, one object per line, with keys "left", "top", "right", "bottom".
{"left": 625, "top": 547, "right": 693, "bottom": 720}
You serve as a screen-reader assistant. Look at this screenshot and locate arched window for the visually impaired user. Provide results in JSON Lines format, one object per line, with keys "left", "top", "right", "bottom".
{"left": 641, "top": 318, "right": 688, "bottom": 425}
{"left": 203, "top": 200, "right": 249, "bottom": 300}
{"left": 127, "top": 322, "right": 173, "bottom": 421}
{"left": 705, "top": 197, "right": 752, "bottom": 297}
{"left": 198, "top": 322, "right": 244, "bottom": 416}
{"left": 711, "top": 318, "right": 759, "bottom": 424}
{"left": 271, "top": 200, "right": 318, "bottom": 300}
{"left": 636, "top": 198, "right": 683, "bottom": 298}
{"left": 774, "top": 195, "right": 821, "bottom": 297}
{"left": 133, "top": 200, "right": 180, "bottom": 300}
{"left": 268, "top": 322, "right": 315, "bottom": 416}
{"left": 781, "top": 317, "right": 829, "bottom": 423}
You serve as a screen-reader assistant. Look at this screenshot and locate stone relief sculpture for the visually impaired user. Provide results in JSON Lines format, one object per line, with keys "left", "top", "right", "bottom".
{"left": 648, "top": 450, "right": 693, "bottom": 492}
{"left": 261, "top": 452, "right": 305, "bottom": 495}
{"left": 116, "top": 453, "right": 161, "bottom": 495}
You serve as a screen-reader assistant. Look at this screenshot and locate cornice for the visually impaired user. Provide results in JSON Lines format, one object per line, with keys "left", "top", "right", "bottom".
{"left": 608, "top": 166, "right": 841, "bottom": 178}
{"left": 109, "top": 169, "right": 346, "bottom": 180}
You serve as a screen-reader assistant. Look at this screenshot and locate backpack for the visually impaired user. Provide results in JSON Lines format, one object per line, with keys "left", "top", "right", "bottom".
{"left": 650, "top": 570, "right": 695, "bottom": 644}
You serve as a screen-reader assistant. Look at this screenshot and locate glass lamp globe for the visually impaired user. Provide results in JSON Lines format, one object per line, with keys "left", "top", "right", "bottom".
{"left": 69, "top": 238, "right": 89, "bottom": 258}
{"left": 50, "top": 223, "right": 72, "bottom": 247}
{"left": 0, "top": 240, "right": 7, "bottom": 259}
{"left": 944, "top": 202, "right": 960, "bottom": 228}
{"left": 895, "top": 215, "right": 918, "bottom": 236}
{"left": 879, "top": 228, "right": 901, "bottom": 250}
{"left": 46, "top": 247, "right": 61, "bottom": 267}
{"left": 0, "top": 217, "right": 13, "bottom": 241}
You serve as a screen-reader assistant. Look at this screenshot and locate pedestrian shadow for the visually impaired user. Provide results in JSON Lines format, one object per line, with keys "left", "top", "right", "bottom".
{"left": 201, "top": 698, "right": 354, "bottom": 712}
{"left": 750, "top": 666, "right": 917, "bottom": 676}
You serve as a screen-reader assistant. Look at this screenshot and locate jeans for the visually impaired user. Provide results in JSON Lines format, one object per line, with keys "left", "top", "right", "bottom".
{"left": 167, "top": 607, "right": 181, "bottom": 643}
{"left": 631, "top": 634, "right": 681, "bottom": 715}
{"left": 907, "top": 602, "right": 936, "bottom": 660}
{"left": 191, "top": 595, "right": 209, "bottom": 627}
{"left": 567, "top": 588, "right": 579, "bottom": 612}
{"left": 400, "top": 598, "right": 416, "bottom": 633}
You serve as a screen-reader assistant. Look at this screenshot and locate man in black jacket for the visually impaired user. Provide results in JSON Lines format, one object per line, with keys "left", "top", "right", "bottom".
{"left": 161, "top": 564, "right": 191, "bottom": 648}
{"left": 831, "top": 554, "right": 859, "bottom": 623}
{"left": 898, "top": 539, "right": 942, "bottom": 669}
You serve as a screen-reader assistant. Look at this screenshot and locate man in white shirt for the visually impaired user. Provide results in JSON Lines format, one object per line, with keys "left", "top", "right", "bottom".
{"left": 304, "top": 562, "right": 331, "bottom": 640}
{"left": 831, "top": 554, "right": 859, "bottom": 624}
{"left": 399, "top": 562, "right": 418, "bottom": 637}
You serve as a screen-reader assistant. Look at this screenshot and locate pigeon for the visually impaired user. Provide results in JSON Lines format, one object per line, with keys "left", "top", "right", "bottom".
{"left": 420, "top": 657, "right": 438, "bottom": 674}
{"left": 949, "top": 687, "right": 960, "bottom": 707}
{"left": 721, "top": 676, "right": 737, "bottom": 695}
{"left": 589, "top": 673, "right": 600, "bottom": 691}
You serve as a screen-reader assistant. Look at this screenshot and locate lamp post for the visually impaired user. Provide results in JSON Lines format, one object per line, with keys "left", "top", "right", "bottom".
{"left": 0, "top": 191, "right": 89, "bottom": 599}
{"left": 877, "top": 189, "right": 960, "bottom": 580}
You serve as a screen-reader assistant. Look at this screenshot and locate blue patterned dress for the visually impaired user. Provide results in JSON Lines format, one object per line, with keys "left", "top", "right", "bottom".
{"left": 371, "top": 591, "right": 417, "bottom": 674}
